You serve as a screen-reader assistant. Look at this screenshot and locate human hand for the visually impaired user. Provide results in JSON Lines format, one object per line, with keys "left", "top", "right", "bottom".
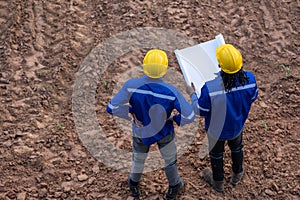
{"left": 167, "top": 113, "right": 175, "bottom": 122}
{"left": 130, "top": 113, "right": 143, "bottom": 127}
{"left": 186, "top": 82, "right": 196, "bottom": 97}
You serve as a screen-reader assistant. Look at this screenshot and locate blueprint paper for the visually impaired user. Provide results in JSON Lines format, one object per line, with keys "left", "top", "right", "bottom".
{"left": 175, "top": 34, "right": 225, "bottom": 97}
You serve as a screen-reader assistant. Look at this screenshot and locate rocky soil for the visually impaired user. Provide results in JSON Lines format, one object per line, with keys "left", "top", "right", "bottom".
{"left": 0, "top": 0, "right": 299, "bottom": 199}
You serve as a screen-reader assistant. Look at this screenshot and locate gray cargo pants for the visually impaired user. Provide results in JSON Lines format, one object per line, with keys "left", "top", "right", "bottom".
{"left": 129, "top": 132, "right": 181, "bottom": 186}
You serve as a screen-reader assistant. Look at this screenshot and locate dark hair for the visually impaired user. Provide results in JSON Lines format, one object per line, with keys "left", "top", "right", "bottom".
{"left": 221, "top": 67, "right": 249, "bottom": 92}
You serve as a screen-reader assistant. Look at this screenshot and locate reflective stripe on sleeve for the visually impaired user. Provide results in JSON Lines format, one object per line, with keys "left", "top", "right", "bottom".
{"left": 181, "top": 110, "right": 195, "bottom": 119}
{"left": 252, "top": 88, "right": 258, "bottom": 100}
{"left": 108, "top": 103, "right": 119, "bottom": 110}
{"left": 197, "top": 104, "right": 210, "bottom": 112}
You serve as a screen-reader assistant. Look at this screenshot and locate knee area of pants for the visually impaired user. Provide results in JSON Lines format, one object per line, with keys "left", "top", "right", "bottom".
{"left": 164, "top": 159, "right": 177, "bottom": 168}
{"left": 209, "top": 152, "right": 223, "bottom": 159}
{"left": 231, "top": 146, "right": 243, "bottom": 153}
{"left": 133, "top": 153, "right": 147, "bottom": 161}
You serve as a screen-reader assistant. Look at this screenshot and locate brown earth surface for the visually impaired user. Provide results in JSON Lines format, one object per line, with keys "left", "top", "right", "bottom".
{"left": 0, "top": 0, "right": 299, "bottom": 199}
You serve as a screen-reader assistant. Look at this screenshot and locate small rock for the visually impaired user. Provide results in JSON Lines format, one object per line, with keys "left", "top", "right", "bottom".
{"left": 259, "top": 101, "right": 268, "bottom": 108}
{"left": 17, "top": 192, "right": 26, "bottom": 200}
{"left": 61, "top": 193, "right": 68, "bottom": 199}
{"left": 13, "top": 146, "right": 34, "bottom": 155}
{"left": 15, "top": 131, "right": 27, "bottom": 137}
{"left": 0, "top": 185, "right": 5, "bottom": 192}
{"left": 274, "top": 129, "right": 283, "bottom": 135}
{"left": 39, "top": 188, "right": 48, "bottom": 198}
{"left": 88, "top": 177, "right": 96, "bottom": 184}
{"left": 272, "top": 182, "right": 279, "bottom": 191}
{"left": 6, "top": 191, "right": 16, "bottom": 199}
{"left": 36, "top": 120, "right": 45, "bottom": 129}
{"left": 275, "top": 157, "right": 282, "bottom": 162}
{"left": 78, "top": 174, "right": 89, "bottom": 181}
{"left": 265, "top": 189, "right": 276, "bottom": 196}
{"left": 92, "top": 165, "right": 100, "bottom": 173}
{"left": 54, "top": 192, "right": 62, "bottom": 198}
{"left": 276, "top": 147, "right": 283, "bottom": 157}
{"left": 0, "top": 78, "right": 9, "bottom": 84}
{"left": 61, "top": 181, "right": 72, "bottom": 192}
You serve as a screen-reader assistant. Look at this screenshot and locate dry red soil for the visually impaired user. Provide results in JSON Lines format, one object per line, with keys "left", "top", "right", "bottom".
{"left": 0, "top": 0, "right": 299, "bottom": 199}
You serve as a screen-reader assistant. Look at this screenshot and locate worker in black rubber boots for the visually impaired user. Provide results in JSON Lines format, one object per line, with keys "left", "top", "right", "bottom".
{"left": 107, "top": 49, "right": 195, "bottom": 199}
{"left": 187, "top": 44, "right": 258, "bottom": 192}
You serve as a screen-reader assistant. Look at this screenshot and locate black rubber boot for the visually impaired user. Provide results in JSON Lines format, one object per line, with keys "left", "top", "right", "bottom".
{"left": 202, "top": 168, "right": 224, "bottom": 193}
{"left": 128, "top": 178, "right": 141, "bottom": 198}
{"left": 166, "top": 178, "right": 184, "bottom": 200}
{"left": 230, "top": 170, "right": 244, "bottom": 186}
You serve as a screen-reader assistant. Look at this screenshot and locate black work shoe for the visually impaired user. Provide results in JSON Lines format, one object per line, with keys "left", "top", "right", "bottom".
{"left": 202, "top": 168, "right": 224, "bottom": 193}
{"left": 128, "top": 179, "right": 141, "bottom": 198}
{"left": 230, "top": 170, "right": 244, "bottom": 186}
{"left": 166, "top": 178, "right": 184, "bottom": 200}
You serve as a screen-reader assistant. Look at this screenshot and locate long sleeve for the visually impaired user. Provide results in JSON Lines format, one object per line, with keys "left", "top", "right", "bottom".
{"left": 190, "top": 93, "right": 200, "bottom": 116}
{"left": 172, "top": 90, "right": 195, "bottom": 126}
{"left": 106, "top": 82, "right": 132, "bottom": 121}
{"left": 196, "top": 84, "right": 211, "bottom": 117}
{"left": 251, "top": 82, "right": 258, "bottom": 103}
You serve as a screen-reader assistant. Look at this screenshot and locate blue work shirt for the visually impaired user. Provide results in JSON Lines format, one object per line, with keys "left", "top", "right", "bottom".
{"left": 192, "top": 71, "right": 258, "bottom": 140}
{"left": 107, "top": 75, "right": 195, "bottom": 146}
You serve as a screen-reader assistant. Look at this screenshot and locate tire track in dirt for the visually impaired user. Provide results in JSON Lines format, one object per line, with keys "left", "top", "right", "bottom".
{"left": 4, "top": 0, "right": 45, "bottom": 81}
{"left": 248, "top": 1, "right": 298, "bottom": 60}
{"left": 36, "top": 0, "right": 68, "bottom": 73}
{"left": 0, "top": 0, "right": 16, "bottom": 76}
{"left": 216, "top": 0, "right": 299, "bottom": 71}
{"left": 29, "top": 0, "right": 95, "bottom": 78}
{"left": 1, "top": 2, "right": 96, "bottom": 196}
{"left": 26, "top": 0, "right": 97, "bottom": 153}
{"left": 0, "top": 1, "right": 13, "bottom": 183}
{"left": 26, "top": 0, "right": 95, "bottom": 105}
{"left": 1, "top": 0, "right": 42, "bottom": 130}
{"left": 259, "top": 1, "right": 286, "bottom": 54}
{"left": 68, "top": 0, "right": 94, "bottom": 58}
{"left": 0, "top": 1, "right": 13, "bottom": 40}
{"left": 0, "top": 1, "right": 12, "bottom": 78}
{"left": 1, "top": 0, "right": 95, "bottom": 135}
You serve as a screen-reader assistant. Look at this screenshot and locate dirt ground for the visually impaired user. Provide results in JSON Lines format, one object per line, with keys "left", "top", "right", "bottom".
{"left": 0, "top": 0, "right": 299, "bottom": 199}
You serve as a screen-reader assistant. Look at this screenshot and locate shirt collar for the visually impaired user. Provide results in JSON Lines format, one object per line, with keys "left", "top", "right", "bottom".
{"left": 142, "top": 75, "right": 163, "bottom": 82}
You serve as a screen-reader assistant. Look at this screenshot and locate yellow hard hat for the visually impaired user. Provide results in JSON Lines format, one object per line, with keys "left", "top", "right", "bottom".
{"left": 216, "top": 44, "right": 243, "bottom": 74}
{"left": 143, "top": 49, "right": 168, "bottom": 78}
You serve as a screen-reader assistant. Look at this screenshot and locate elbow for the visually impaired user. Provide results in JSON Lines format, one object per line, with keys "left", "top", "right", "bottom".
{"left": 106, "top": 105, "right": 113, "bottom": 115}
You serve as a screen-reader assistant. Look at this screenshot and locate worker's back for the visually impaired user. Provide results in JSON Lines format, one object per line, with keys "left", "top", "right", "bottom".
{"left": 198, "top": 71, "right": 258, "bottom": 139}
